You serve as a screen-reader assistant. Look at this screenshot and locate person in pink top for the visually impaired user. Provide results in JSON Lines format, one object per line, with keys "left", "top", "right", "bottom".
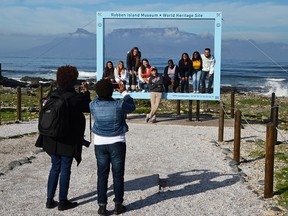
{"left": 138, "top": 58, "right": 152, "bottom": 92}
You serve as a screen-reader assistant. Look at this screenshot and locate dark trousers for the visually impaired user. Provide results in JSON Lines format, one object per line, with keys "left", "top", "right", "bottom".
{"left": 47, "top": 154, "right": 73, "bottom": 201}
{"left": 94, "top": 142, "right": 126, "bottom": 205}
{"left": 200, "top": 71, "right": 214, "bottom": 93}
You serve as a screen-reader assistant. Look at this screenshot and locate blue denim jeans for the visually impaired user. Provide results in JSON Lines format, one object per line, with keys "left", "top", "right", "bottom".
{"left": 192, "top": 70, "right": 201, "bottom": 91}
{"left": 94, "top": 142, "right": 126, "bottom": 204}
{"left": 47, "top": 154, "right": 73, "bottom": 201}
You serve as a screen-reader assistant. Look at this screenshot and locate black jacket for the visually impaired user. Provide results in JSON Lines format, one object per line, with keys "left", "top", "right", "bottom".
{"left": 149, "top": 74, "right": 163, "bottom": 92}
{"left": 36, "top": 88, "right": 91, "bottom": 165}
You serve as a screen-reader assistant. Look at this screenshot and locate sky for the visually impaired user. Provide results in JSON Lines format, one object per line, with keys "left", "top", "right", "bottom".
{"left": 0, "top": 0, "right": 288, "bottom": 52}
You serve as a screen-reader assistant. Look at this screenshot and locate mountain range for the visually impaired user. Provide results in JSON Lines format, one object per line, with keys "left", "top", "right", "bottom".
{"left": 10, "top": 28, "right": 288, "bottom": 62}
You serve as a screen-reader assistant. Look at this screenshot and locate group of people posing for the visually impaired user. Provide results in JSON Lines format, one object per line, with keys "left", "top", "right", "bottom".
{"left": 103, "top": 47, "right": 216, "bottom": 94}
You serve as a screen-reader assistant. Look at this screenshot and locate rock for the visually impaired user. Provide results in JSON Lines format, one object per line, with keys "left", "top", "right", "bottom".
{"left": 0, "top": 76, "right": 28, "bottom": 88}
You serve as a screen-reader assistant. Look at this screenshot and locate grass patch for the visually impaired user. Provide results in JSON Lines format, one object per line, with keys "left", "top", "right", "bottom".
{"left": 275, "top": 153, "right": 288, "bottom": 208}
{"left": 248, "top": 150, "right": 265, "bottom": 158}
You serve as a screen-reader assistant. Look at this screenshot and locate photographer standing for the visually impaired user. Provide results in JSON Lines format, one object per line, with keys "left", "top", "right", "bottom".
{"left": 90, "top": 79, "right": 135, "bottom": 215}
{"left": 35, "top": 65, "right": 91, "bottom": 211}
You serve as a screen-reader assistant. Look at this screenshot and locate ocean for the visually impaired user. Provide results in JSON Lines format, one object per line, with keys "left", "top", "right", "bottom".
{"left": 1, "top": 56, "right": 288, "bottom": 97}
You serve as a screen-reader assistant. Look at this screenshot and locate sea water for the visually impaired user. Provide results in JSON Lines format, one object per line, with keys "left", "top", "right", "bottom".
{"left": 1, "top": 56, "right": 288, "bottom": 96}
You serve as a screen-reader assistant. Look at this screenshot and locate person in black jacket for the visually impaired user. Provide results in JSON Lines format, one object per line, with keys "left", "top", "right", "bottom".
{"left": 145, "top": 67, "right": 163, "bottom": 123}
{"left": 126, "top": 47, "right": 141, "bottom": 91}
{"left": 35, "top": 65, "right": 91, "bottom": 211}
{"left": 178, "top": 52, "right": 192, "bottom": 93}
{"left": 163, "top": 59, "right": 180, "bottom": 93}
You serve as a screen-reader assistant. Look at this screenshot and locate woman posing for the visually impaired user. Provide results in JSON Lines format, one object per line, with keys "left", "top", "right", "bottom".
{"left": 126, "top": 47, "right": 141, "bottom": 91}
{"left": 178, "top": 53, "right": 192, "bottom": 93}
{"left": 191, "top": 51, "right": 203, "bottom": 93}
{"left": 103, "top": 61, "right": 115, "bottom": 83}
{"left": 138, "top": 58, "right": 152, "bottom": 92}
{"left": 114, "top": 60, "right": 128, "bottom": 87}
{"left": 163, "top": 59, "right": 180, "bottom": 93}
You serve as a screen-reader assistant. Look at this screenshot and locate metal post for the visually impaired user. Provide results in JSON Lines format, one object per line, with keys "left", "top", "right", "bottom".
{"left": 218, "top": 101, "right": 224, "bottom": 142}
{"left": 188, "top": 100, "right": 192, "bottom": 121}
{"left": 231, "top": 91, "right": 235, "bottom": 119}
{"left": 234, "top": 110, "right": 241, "bottom": 163}
{"left": 16, "top": 86, "right": 22, "bottom": 121}
{"left": 264, "top": 122, "right": 276, "bottom": 198}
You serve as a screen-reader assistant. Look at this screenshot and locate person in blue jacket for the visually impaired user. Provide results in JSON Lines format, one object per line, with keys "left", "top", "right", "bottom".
{"left": 90, "top": 79, "right": 136, "bottom": 215}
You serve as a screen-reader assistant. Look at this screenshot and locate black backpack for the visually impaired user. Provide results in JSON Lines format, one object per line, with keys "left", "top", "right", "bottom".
{"left": 38, "top": 90, "right": 75, "bottom": 139}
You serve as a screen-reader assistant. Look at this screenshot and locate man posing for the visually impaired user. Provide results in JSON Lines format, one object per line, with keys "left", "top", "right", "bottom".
{"left": 200, "top": 48, "right": 215, "bottom": 93}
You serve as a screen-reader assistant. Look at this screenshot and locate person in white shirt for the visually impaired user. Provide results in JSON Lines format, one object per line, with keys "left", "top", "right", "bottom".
{"left": 200, "top": 48, "right": 215, "bottom": 93}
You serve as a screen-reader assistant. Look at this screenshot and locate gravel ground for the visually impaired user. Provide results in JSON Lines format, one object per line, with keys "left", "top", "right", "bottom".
{"left": 0, "top": 119, "right": 284, "bottom": 216}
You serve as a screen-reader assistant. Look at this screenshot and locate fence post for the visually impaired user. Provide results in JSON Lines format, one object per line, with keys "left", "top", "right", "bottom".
{"left": 264, "top": 122, "right": 276, "bottom": 198}
{"left": 16, "top": 86, "right": 22, "bottom": 121}
{"left": 270, "top": 92, "right": 275, "bottom": 120}
{"left": 188, "top": 100, "right": 192, "bottom": 121}
{"left": 218, "top": 101, "right": 224, "bottom": 142}
{"left": 196, "top": 100, "right": 200, "bottom": 121}
{"left": 271, "top": 105, "right": 279, "bottom": 144}
{"left": 231, "top": 91, "right": 235, "bottom": 119}
{"left": 176, "top": 100, "right": 180, "bottom": 115}
{"left": 234, "top": 110, "right": 241, "bottom": 163}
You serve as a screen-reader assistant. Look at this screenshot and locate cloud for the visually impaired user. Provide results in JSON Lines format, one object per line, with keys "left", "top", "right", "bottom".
{"left": 0, "top": 1, "right": 288, "bottom": 45}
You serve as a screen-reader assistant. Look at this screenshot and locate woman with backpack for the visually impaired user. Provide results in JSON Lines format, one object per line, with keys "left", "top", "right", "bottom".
{"left": 35, "top": 65, "right": 91, "bottom": 211}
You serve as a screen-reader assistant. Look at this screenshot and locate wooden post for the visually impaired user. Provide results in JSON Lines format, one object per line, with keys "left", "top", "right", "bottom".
{"left": 231, "top": 91, "right": 235, "bottom": 119}
{"left": 196, "top": 100, "right": 200, "bottom": 121}
{"left": 264, "top": 122, "right": 276, "bottom": 198}
{"left": 188, "top": 100, "right": 192, "bottom": 121}
{"left": 271, "top": 105, "right": 279, "bottom": 144}
{"left": 39, "top": 86, "right": 43, "bottom": 111}
{"left": 234, "top": 110, "right": 241, "bottom": 163}
{"left": 176, "top": 100, "right": 180, "bottom": 115}
{"left": 218, "top": 101, "right": 224, "bottom": 142}
{"left": 270, "top": 92, "right": 275, "bottom": 120}
{"left": 16, "top": 86, "right": 22, "bottom": 121}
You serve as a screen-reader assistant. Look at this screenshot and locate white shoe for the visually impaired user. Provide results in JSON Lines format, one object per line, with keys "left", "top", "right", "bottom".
{"left": 142, "top": 90, "right": 145, "bottom": 93}
{"left": 193, "top": 91, "right": 196, "bottom": 93}
{"left": 145, "top": 114, "right": 150, "bottom": 123}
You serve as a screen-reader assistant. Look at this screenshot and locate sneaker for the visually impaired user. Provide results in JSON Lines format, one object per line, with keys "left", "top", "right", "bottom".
{"left": 196, "top": 90, "right": 199, "bottom": 93}
{"left": 46, "top": 198, "right": 58, "bottom": 209}
{"left": 142, "top": 89, "right": 145, "bottom": 93}
{"left": 114, "top": 203, "right": 127, "bottom": 215}
{"left": 97, "top": 205, "right": 107, "bottom": 215}
{"left": 58, "top": 200, "right": 78, "bottom": 211}
{"left": 145, "top": 114, "right": 150, "bottom": 123}
{"left": 193, "top": 91, "right": 196, "bottom": 93}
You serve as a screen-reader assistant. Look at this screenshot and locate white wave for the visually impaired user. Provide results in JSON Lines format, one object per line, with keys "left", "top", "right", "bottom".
{"left": 78, "top": 71, "right": 96, "bottom": 79}
{"left": 266, "top": 78, "right": 286, "bottom": 82}
{"left": 263, "top": 80, "right": 288, "bottom": 97}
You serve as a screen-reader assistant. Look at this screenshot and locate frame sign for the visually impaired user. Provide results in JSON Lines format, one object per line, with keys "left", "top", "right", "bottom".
{"left": 97, "top": 11, "right": 222, "bottom": 101}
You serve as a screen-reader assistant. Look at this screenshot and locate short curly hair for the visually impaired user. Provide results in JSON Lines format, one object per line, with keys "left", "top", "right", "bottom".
{"left": 56, "top": 65, "right": 78, "bottom": 90}
{"left": 95, "top": 79, "right": 113, "bottom": 99}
